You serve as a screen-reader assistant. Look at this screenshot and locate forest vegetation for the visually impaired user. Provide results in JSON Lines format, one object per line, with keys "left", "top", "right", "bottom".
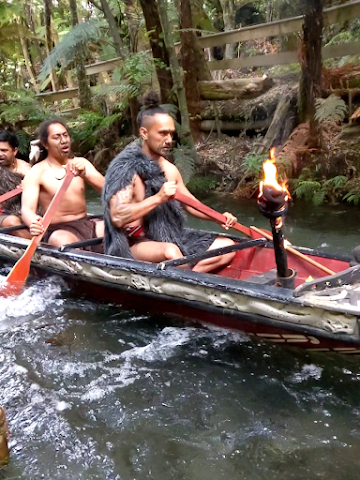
{"left": 1, "top": 0, "right": 360, "bottom": 204}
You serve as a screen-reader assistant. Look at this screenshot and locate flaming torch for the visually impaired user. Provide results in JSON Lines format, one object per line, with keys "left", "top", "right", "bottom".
{"left": 258, "top": 148, "right": 296, "bottom": 288}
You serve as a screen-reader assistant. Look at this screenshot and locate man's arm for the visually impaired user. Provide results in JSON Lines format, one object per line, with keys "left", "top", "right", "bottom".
{"left": 70, "top": 158, "right": 104, "bottom": 193}
{"left": 109, "top": 176, "right": 177, "bottom": 228}
{"left": 21, "top": 166, "right": 43, "bottom": 235}
{"left": 170, "top": 163, "right": 237, "bottom": 229}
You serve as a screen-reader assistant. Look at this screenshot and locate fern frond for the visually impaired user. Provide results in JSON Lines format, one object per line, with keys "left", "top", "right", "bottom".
{"left": 0, "top": 90, "right": 52, "bottom": 123}
{"left": 15, "top": 130, "right": 30, "bottom": 155}
{"left": 343, "top": 192, "right": 360, "bottom": 205}
{"left": 173, "top": 144, "right": 195, "bottom": 184}
{"left": 241, "top": 153, "right": 267, "bottom": 178}
{"left": 313, "top": 189, "right": 326, "bottom": 206}
{"left": 294, "top": 180, "right": 321, "bottom": 202}
{"left": 315, "top": 95, "right": 347, "bottom": 124}
{"left": 39, "top": 20, "right": 106, "bottom": 82}
{"left": 324, "top": 175, "right": 348, "bottom": 190}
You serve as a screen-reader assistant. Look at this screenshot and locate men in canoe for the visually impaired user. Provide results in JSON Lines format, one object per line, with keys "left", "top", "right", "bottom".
{"left": 21, "top": 119, "right": 105, "bottom": 249}
{"left": 103, "top": 92, "right": 237, "bottom": 273}
{"left": 0, "top": 131, "right": 31, "bottom": 238}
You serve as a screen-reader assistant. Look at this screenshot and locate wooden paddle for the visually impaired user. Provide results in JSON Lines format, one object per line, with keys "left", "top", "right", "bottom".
{"left": 0, "top": 165, "right": 75, "bottom": 296}
{"left": 0, "top": 186, "right": 22, "bottom": 204}
{"left": 175, "top": 191, "right": 335, "bottom": 276}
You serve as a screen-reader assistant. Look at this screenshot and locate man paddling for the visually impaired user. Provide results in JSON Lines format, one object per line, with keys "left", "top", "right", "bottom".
{"left": 21, "top": 119, "right": 105, "bottom": 249}
{"left": 103, "top": 92, "right": 237, "bottom": 273}
{"left": 0, "top": 131, "right": 31, "bottom": 238}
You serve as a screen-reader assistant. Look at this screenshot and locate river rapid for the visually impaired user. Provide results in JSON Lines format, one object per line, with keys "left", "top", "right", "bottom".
{"left": 1, "top": 193, "right": 360, "bottom": 480}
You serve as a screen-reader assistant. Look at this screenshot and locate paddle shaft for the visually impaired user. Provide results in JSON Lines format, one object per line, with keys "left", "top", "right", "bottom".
{"left": 175, "top": 191, "right": 335, "bottom": 276}
{"left": 175, "top": 191, "right": 254, "bottom": 237}
{"left": 0, "top": 186, "right": 22, "bottom": 204}
{"left": 3, "top": 167, "right": 75, "bottom": 293}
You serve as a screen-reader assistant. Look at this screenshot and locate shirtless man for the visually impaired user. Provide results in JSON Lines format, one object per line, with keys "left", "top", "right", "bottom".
{"left": 0, "top": 130, "right": 31, "bottom": 238}
{"left": 103, "top": 92, "right": 237, "bottom": 273}
{"left": 21, "top": 119, "right": 105, "bottom": 248}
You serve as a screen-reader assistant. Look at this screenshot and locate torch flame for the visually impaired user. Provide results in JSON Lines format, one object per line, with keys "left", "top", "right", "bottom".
{"left": 259, "top": 148, "right": 290, "bottom": 199}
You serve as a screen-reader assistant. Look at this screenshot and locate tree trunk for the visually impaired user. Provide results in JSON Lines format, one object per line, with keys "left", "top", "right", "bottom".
{"left": 25, "top": 3, "right": 45, "bottom": 65}
{"left": 69, "top": 0, "right": 92, "bottom": 109}
{"left": 157, "top": 0, "right": 198, "bottom": 166}
{"left": 219, "top": 0, "right": 235, "bottom": 59}
{"left": 179, "top": 0, "right": 206, "bottom": 140}
{"left": 18, "top": 25, "right": 39, "bottom": 93}
{"left": 123, "top": 0, "right": 141, "bottom": 134}
{"left": 198, "top": 77, "right": 274, "bottom": 100}
{"left": 98, "top": 0, "right": 125, "bottom": 58}
{"left": 298, "top": 0, "right": 323, "bottom": 149}
{"left": 139, "top": 0, "right": 174, "bottom": 104}
{"left": 44, "top": 0, "right": 58, "bottom": 91}
{"left": 257, "top": 94, "right": 295, "bottom": 154}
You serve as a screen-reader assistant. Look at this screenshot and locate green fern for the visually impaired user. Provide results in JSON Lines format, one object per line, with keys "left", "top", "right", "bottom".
{"left": 241, "top": 153, "right": 267, "bottom": 178}
{"left": 0, "top": 89, "right": 52, "bottom": 123}
{"left": 70, "top": 110, "right": 121, "bottom": 149}
{"left": 39, "top": 20, "right": 107, "bottom": 82}
{"left": 315, "top": 95, "right": 347, "bottom": 124}
{"left": 173, "top": 144, "right": 195, "bottom": 184}
{"left": 313, "top": 189, "right": 327, "bottom": 206}
{"left": 324, "top": 175, "right": 348, "bottom": 190}
{"left": 15, "top": 130, "right": 30, "bottom": 155}
{"left": 343, "top": 192, "right": 360, "bottom": 206}
{"left": 294, "top": 180, "right": 322, "bottom": 202}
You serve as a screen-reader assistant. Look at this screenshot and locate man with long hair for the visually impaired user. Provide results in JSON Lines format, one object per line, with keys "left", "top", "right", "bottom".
{"left": 21, "top": 119, "right": 104, "bottom": 249}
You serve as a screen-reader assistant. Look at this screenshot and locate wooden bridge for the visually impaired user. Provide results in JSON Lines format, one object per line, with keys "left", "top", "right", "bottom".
{"left": 35, "top": 0, "right": 360, "bottom": 108}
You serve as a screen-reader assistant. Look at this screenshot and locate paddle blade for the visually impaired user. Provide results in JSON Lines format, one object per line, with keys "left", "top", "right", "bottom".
{"left": 0, "top": 165, "right": 75, "bottom": 297}
{"left": 0, "top": 241, "right": 38, "bottom": 295}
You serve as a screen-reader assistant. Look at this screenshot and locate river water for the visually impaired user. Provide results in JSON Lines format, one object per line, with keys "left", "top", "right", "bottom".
{"left": 1, "top": 192, "right": 360, "bottom": 480}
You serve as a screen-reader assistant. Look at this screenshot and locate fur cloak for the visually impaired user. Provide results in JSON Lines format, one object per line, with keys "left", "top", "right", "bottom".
{"left": 0, "top": 167, "right": 22, "bottom": 215}
{"left": 102, "top": 142, "right": 215, "bottom": 259}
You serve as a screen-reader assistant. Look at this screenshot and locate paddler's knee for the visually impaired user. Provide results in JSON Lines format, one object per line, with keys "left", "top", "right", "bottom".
{"left": 163, "top": 243, "right": 183, "bottom": 261}
{"left": 1, "top": 215, "right": 22, "bottom": 228}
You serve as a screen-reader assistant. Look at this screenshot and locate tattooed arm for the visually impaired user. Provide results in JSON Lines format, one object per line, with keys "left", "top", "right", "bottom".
{"left": 109, "top": 176, "right": 178, "bottom": 228}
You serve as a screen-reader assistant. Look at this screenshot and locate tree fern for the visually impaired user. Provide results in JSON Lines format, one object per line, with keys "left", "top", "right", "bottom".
{"left": 315, "top": 95, "right": 347, "bottom": 124}
{"left": 39, "top": 20, "right": 107, "bottom": 82}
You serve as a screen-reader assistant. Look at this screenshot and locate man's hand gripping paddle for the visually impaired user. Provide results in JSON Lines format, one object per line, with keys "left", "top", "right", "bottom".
{"left": 0, "top": 165, "right": 75, "bottom": 297}
{"left": 175, "top": 191, "right": 335, "bottom": 276}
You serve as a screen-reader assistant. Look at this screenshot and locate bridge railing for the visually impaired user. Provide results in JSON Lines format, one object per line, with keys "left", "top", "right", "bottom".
{"left": 35, "top": 0, "right": 360, "bottom": 105}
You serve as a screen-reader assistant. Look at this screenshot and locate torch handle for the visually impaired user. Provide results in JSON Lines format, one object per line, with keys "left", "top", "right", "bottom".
{"left": 249, "top": 226, "right": 335, "bottom": 276}
{"left": 174, "top": 192, "right": 335, "bottom": 277}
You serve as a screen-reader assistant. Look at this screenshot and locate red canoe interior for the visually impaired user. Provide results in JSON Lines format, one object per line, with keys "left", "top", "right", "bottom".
{"left": 216, "top": 245, "right": 350, "bottom": 288}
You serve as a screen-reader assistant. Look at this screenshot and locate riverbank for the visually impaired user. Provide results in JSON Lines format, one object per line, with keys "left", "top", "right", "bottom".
{"left": 194, "top": 120, "right": 360, "bottom": 207}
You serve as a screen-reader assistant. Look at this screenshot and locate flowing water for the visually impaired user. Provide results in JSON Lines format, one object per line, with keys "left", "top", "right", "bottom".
{"left": 1, "top": 192, "right": 360, "bottom": 480}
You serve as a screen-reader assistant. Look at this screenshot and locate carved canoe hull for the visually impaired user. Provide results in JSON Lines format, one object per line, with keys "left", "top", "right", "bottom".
{"left": 1, "top": 231, "right": 360, "bottom": 353}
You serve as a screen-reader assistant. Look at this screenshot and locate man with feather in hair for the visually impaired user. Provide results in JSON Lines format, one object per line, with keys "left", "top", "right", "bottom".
{"left": 0, "top": 131, "right": 31, "bottom": 238}
{"left": 103, "top": 92, "right": 237, "bottom": 273}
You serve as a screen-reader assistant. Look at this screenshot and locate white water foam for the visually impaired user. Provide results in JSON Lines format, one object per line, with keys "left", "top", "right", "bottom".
{"left": 78, "top": 328, "right": 198, "bottom": 403}
{"left": 290, "top": 364, "right": 323, "bottom": 383}
{"left": 0, "top": 276, "right": 64, "bottom": 330}
{"left": 120, "top": 326, "right": 195, "bottom": 363}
